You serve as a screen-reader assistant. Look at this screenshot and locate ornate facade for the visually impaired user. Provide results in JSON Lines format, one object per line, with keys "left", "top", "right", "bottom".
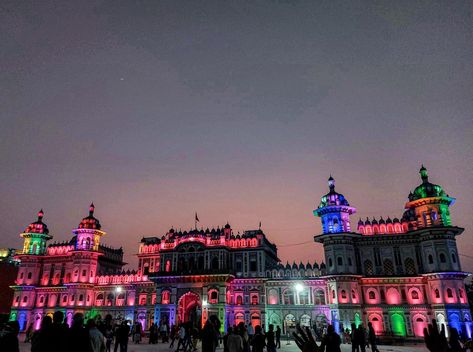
{"left": 9, "top": 167, "right": 473, "bottom": 340}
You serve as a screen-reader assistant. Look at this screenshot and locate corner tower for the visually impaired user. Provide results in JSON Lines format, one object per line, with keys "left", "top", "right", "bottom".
{"left": 314, "top": 176, "right": 356, "bottom": 233}
{"left": 404, "top": 165, "right": 455, "bottom": 229}
{"left": 20, "top": 209, "right": 52, "bottom": 255}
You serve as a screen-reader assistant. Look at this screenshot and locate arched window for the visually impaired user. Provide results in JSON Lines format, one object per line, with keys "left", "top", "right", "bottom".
{"left": 314, "top": 289, "right": 325, "bottom": 305}
{"left": 428, "top": 255, "right": 434, "bottom": 264}
{"left": 451, "top": 253, "right": 457, "bottom": 263}
{"left": 208, "top": 290, "right": 218, "bottom": 304}
{"left": 268, "top": 289, "right": 278, "bottom": 305}
{"left": 447, "top": 288, "right": 453, "bottom": 298}
{"left": 39, "top": 296, "right": 44, "bottom": 303}
{"left": 165, "top": 260, "right": 171, "bottom": 272}
{"left": 337, "top": 257, "right": 343, "bottom": 266}
{"left": 341, "top": 290, "right": 347, "bottom": 299}
{"left": 411, "top": 290, "right": 419, "bottom": 300}
{"left": 439, "top": 253, "right": 446, "bottom": 263}
{"left": 251, "top": 294, "right": 259, "bottom": 305}
{"left": 328, "top": 258, "right": 333, "bottom": 267}
{"left": 434, "top": 289, "right": 440, "bottom": 299}
{"left": 27, "top": 272, "right": 32, "bottom": 279}
{"left": 161, "top": 290, "right": 170, "bottom": 304}
{"left": 332, "top": 290, "right": 336, "bottom": 299}
{"left": 236, "top": 295, "right": 243, "bottom": 305}
{"left": 283, "top": 290, "right": 295, "bottom": 305}
{"left": 79, "top": 294, "right": 84, "bottom": 302}
{"left": 368, "top": 290, "right": 376, "bottom": 300}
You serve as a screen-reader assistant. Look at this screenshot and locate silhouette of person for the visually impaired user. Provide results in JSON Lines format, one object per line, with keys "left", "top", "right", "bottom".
{"left": 69, "top": 313, "right": 89, "bottom": 352}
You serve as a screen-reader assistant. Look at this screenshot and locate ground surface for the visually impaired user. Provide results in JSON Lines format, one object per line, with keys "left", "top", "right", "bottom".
{"left": 18, "top": 339, "right": 428, "bottom": 352}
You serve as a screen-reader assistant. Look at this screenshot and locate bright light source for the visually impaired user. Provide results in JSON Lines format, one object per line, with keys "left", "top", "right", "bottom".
{"left": 202, "top": 300, "right": 208, "bottom": 307}
{"left": 116, "top": 286, "right": 123, "bottom": 293}
{"left": 295, "top": 283, "right": 304, "bottom": 292}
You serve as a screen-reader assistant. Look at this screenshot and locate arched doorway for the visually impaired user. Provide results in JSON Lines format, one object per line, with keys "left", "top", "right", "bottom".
{"left": 178, "top": 292, "right": 201, "bottom": 327}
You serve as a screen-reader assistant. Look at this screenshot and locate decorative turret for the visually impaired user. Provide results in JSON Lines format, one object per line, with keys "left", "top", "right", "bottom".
{"left": 20, "top": 209, "right": 52, "bottom": 255}
{"left": 405, "top": 166, "right": 455, "bottom": 228}
{"left": 314, "top": 176, "right": 356, "bottom": 234}
{"left": 73, "top": 204, "right": 106, "bottom": 251}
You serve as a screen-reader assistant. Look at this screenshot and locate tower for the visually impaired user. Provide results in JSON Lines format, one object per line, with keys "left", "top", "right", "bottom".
{"left": 73, "top": 203, "right": 105, "bottom": 251}
{"left": 404, "top": 165, "right": 455, "bottom": 229}
{"left": 20, "top": 209, "right": 52, "bottom": 255}
{"left": 314, "top": 176, "right": 356, "bottom": 233}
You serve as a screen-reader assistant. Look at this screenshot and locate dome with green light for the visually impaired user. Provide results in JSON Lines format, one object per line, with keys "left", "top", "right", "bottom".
{"left": 318, "top": 176, "right": 350, "bottom": 208}
{"left": 409, "top": 165, "right": 447, "bottom": 201}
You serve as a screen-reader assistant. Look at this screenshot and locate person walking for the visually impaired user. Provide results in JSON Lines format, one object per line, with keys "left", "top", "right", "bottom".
{"left": 367, "top": 323, "right": 379, "bottom": 352}
{"left": 69, "top": 313, "right": 90, "bottom": 352}
{"left": 350, "top": 323, "right": 359, "bottom": 352}
{"left": 266, "top": 324, "right": 276, "bottom": 352}
{"left": 88, "top": 319, "right": 106, "bottom": 352}
{"left": 116, "top": 321, "right": 130, "bottom": 352}
{"left": 250, "top": 325, "right": 266, "bottom": 352}
{"left": 356, "top": 325, "right": 366, "bottom": 352}
{"left": 275, "top": 326, "right": 281, "bottom": 349}
{"left": 227, "top": 327, "right": 244, "bottom": 352}
{"left": 320, "top": 325, "right": 341, "bottom": 352}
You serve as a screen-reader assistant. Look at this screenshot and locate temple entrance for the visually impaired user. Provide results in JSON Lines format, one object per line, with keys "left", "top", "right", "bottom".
{"left": 177, "top": 292, "right": 202, "bottom": 328}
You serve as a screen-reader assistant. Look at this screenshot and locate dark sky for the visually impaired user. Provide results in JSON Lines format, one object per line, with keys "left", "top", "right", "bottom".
{"left": 1, "top": 1, "right": 472, "bottom": 271}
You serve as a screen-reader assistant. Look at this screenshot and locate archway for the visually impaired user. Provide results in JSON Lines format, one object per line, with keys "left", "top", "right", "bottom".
{"left": 177, "top": 292, "right": 201, "bottom": 327}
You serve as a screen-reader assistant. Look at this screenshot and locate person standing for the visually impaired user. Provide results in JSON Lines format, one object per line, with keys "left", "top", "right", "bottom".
{"left": 116, "top": 321, "right": 130, "bottom": 352}
{"left": 275, "top": 326, "right": 281, "bottom": 349}
{"left": 356, "top": 325, "right": 366, "bottom": 352}
{"left": 202, "top": 320, "right": 217, "bottom": 352}
{"left": 266, "top": 324, "right": 276, "bottom": 352}
{"left": 367, "top": 323, "right": 379, "bottom": 352}
{"left": 51, "top": 311, "right": 69, "bottom": 352}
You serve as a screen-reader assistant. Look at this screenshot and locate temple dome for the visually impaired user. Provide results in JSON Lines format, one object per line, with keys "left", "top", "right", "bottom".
{"left": 317, "top": 176, "right": 350, "bottom": 208}
{"left": 409, "top": 165, "right": 447, "bottom": 201}
{"left": 78, "top": 203, "right": 102, "bottom": 230}
{"left": 24, "top": 209, "right": 49, "bottom": 234}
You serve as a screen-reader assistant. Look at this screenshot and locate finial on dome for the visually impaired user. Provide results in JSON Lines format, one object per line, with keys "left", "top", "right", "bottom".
{"left": 89, "top": 203, "right": 95, "bottom": 215}
{"left": 328, "top": 175, "right": 335, "bottom": 190}
{"left": 38, "top": 209, "right": 44, "bottom": 220}
{"left": 420, "top": 164, "right": 428, "bottom": 182}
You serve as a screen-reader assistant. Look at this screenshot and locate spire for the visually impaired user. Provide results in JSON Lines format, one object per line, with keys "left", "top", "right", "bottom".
{"left": 420, "top": 165, "right": 428, "bottom": 183}
{"left": 37, "top": 209, "right": 44, "bottom": 221}
{"left": 328, "top": 175, "right": 335, "bottom": 191}
{"left": 89, "top": 203, "right": 95, "bottom": 216}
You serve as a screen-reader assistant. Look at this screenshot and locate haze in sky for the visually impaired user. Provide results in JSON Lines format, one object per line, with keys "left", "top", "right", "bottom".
{"left": 1, "top": 1, "right": 472, "bottom": 271}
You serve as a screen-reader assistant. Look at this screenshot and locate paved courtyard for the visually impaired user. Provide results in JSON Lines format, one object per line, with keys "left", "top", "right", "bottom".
{"left": 19, "top": 340, "right": 428, "bottom": 352}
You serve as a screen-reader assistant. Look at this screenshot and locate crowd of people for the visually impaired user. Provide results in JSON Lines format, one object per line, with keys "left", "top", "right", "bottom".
{"left": 1, "top": 312, "right": 473, "bottom": 352}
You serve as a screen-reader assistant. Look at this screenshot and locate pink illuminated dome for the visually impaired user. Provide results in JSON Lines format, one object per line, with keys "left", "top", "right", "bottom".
{"left": 78, "top": 203, "right": 102, "bottom": 230}
{"left": 23, "top": 209, "right": 49, "bottom": 234}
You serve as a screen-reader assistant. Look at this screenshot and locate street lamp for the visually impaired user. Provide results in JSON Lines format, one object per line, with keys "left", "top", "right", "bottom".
{"left": 295, "top": 283, "right": 304, "bottom": 292}
{"left": 116, "top": 286, "right": 123, "bottom": 293}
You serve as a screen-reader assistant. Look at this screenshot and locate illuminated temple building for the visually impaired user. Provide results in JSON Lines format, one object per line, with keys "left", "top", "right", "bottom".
{"left": 9, "top": 167, "right": 472, "bottom": 339}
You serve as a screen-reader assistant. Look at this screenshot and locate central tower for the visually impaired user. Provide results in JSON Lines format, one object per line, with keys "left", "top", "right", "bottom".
{"left": 314, "top": 176, "right": 356, "bottom": 233}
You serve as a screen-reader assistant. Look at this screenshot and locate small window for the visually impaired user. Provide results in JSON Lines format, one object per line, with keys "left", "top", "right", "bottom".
{"left": 447, "top": 288, "right": 453, "bottom": 298}
{"left": 368, "top": 290, "right": 376, "bottom": 300}
{"left": 411, "top": 291, "right": 419, "bottom": 300}
{"left": 341, "top": 290, "right": 347, "bottom": 299}
{"left": 337, "top": 257, "right": 343, "bottom": 266}
{"left": 434, "top": 289, "right": 440, "bottom": 298}
{"left": 79, "top": 294, "right": 84, "bottom": 302}
{"left": 332, "top": 290, "right": 336, "bottom": 299}
{"left": 15, "top": 296, "right": 19, "bottom": 303}
{"left": 23, "top": 296, "right": 28, "bottom": 303}
{"left": 329, "top": 258, "right": 333, "bottom": 267}
{"left": 27, "top": 272, "right": 32, "bottom": 279}
{"left": 20, "top": 272, "right": 24, "bottom": 279}
{"left": 39, "top": 296, "right": 44, "bottom": 303}
{"left": 428, "top": 255, "right": 434, "bottom": 264}
{"left": 82, "top": 270, "right": 86, "bottom": 276}
{"left": 439, "top": 253, "right": 446, "bottom": 263}
{"left": 451, "top": 253, "right": 457, "bottom": 263}
{"left": 63, "top": 295, "right": 67, "bottom": 303}
{"left": 351, "top": 290, "right": 356, "bottom": 299}
{"left": 236, "top": 295, "right": 243, "bottom": 305}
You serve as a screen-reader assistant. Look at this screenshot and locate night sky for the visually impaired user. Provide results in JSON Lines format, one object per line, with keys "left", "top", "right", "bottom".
{"left": 1, "top": 1, "right": 472, "bottom": 271}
